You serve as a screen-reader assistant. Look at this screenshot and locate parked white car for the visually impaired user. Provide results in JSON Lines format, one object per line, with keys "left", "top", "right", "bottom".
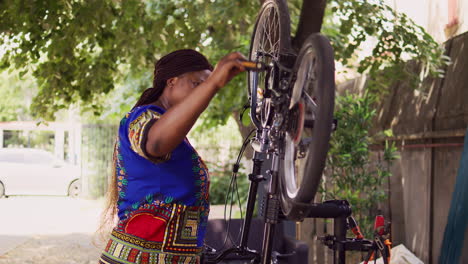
{"left": 0, "top": 148, "right": 81, "bottom": 198}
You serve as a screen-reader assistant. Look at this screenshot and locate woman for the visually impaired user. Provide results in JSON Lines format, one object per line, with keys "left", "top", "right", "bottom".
{"left": 98, "top": 49, "right": 246, "bottom": 264}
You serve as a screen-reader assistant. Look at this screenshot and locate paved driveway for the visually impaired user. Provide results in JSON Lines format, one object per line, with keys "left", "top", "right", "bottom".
{"left": 0, "top": 196, "right": 104, "bottom": 263}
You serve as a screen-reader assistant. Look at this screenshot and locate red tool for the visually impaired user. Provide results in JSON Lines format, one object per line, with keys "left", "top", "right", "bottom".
{"left": 374, "top": 215, "right": 386, "bottom": 236}
{"left": 364, "top": 215, "right": 392, "bottom": 264}
{"left": 347, "top": 216, "right": 364, "bottom": 239}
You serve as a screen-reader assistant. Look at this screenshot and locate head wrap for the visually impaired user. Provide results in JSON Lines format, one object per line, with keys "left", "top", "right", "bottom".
{"left": 153, "top": 49, "right": 213, "bottom": 90}
{"left": 133, "top": 49, "right": 213, "bottom": 109}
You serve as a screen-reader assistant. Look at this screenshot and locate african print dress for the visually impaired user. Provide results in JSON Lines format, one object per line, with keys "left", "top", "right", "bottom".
{"left": 99, "top": 105, "right": 210, "bottom": 264}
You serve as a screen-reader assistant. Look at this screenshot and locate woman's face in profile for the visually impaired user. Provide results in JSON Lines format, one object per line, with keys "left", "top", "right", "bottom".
{"left": 168, "top": 69, "right": 212, "bottom": 106}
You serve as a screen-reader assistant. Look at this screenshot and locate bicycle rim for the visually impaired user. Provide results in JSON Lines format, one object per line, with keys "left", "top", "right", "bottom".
{"left": 280, "top": 33, "right": 335, "bottom": 206}
{"left": 248, "top": 0, "right": 291, "bottom": 127}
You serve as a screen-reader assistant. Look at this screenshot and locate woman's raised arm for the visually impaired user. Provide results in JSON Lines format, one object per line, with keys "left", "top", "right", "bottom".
{"left": 145, "top": 52, "right": 246, "bottom": 158}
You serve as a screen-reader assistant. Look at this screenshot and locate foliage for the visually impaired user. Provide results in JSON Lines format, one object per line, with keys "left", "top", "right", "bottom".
{"left": 2, "top": 130, "right": 55, "bottom": 153}
{"left": 81, "top": 124, "right": 117, "bottom": 198}
{"left": 0, "top": 0, "right": 448, "bottom": 123}
{"left": 323, "top": 92, "right": 398, "bottom": 236}
{"left": 0, "top": 0, "right": 448, "bottom": 225}
{"left": 190, "top": 116, "right": 250, "bottom": 206}
{"left": 0, "top": 70, "right": 36, "bottom": 121}
{"left": 208, "top": 161, "right": 249, "bottom": 206}
{"left": 323, "top": 0, "right": 450, "bottom": 93}
{"left": 0, "top": 0, "right": 258, "bottom": 122}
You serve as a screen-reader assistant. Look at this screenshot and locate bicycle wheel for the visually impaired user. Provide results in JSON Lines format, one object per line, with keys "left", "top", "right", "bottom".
{"left": 280, "top": 33, "right": 335, "bottom": 218}
{"left": 248, "top": 0, "right": 291, "bottom": 127}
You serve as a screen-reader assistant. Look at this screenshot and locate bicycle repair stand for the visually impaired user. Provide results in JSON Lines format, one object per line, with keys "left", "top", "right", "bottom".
{"left": 203, "top": 151, "right": 267, "bottom": 264}
{"left": 304, "top": 200, "right": 391, "bottom": 264}
{"left": 203, "top": 151, "right": 390, "bottom": 264}
{"left": 308, "top": 200, "right": 372, "bottom": 264}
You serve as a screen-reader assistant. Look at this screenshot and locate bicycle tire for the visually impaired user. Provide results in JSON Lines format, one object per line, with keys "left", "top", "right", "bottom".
{"left": 280, "top": 33, "right": 335, "bottom": 219}
{"left": 293, "top": 0, "right": 327, "bottom": 50}
{"left": 248, "top": 0, "right": 291, "bottom": 127}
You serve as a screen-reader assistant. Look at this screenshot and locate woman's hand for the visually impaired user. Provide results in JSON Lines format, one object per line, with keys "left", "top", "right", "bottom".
{"left": 206, "top": 52, "right": 246, "bottom": 90}
{"left": 145, "top": 52, "right": 246, "bottom": 159}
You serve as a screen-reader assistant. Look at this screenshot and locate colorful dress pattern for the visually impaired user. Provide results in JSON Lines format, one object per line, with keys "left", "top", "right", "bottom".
{"left": 99, "top": 105, "right": 210, "bottom": 264}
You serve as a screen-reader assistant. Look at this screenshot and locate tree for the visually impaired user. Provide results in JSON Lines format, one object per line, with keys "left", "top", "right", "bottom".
{"left": 0, "top": 70, "right": 36, "bottom": 121}
{"left": 1, "top": 0, "right": 446, "bottom": 124}
{"left": 1, "top": 0, "right": 449, "bottom": 235}
{"left": 0, "top": 0, "right": 258, "bottom": 122}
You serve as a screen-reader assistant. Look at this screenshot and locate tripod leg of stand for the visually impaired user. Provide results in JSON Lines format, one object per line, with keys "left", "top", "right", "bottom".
{"left": 261, "top": 220, "right": 276, "bottom": 264}
{"left": 240, "top": 180, "right": 260, "bottom": 247}
{"left": 334, "top": 215, "right": 347, "bottom": 264}
{"left": 261, "top": 155, "right": 280, "bottom": 264}
{"left": 240, "top": 153, "right": 264, "bottom": 249}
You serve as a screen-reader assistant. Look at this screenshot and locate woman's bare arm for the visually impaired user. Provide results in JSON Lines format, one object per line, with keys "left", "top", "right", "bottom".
{"left": 145, "top": 52, "right": 245, "bottom": 158}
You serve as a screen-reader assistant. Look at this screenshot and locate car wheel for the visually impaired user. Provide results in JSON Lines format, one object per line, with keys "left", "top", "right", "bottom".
{"left": 68, "top": 180, "right": 81, "bottom": 198}
{"left": 0, "top": 181, "right": 4, "bottom": 198}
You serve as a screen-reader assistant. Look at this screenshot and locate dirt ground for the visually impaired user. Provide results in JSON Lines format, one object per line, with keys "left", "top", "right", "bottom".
{"left": 0, "top": 197, "right": 235, "bottom": 264}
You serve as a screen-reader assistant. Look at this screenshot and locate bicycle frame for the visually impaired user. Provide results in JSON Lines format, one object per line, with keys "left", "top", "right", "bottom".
{"left": 203, "top": 142, "right": 378, "bottom": 264}
{"left": 204, "top": 1, "right": 391, "bottom": 263}
{"left": 249, "top": 53, "right": 295, "bottom": 131}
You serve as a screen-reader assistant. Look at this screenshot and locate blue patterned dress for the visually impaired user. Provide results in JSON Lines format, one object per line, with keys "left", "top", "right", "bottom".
{"left": 99, "top": 105, "right": 210, "bottom": 264}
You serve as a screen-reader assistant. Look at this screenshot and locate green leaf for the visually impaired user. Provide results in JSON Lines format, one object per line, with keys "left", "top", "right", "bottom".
{"left": 241, "top": 108, "right": 251, "bottom": 126}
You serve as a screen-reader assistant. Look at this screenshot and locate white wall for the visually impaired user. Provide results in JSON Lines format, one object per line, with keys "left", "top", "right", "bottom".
{"left": 386, "top": 0, "right": 467, "bottom": 43}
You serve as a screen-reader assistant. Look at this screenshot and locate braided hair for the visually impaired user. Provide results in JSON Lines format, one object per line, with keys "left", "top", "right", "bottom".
{"left": 133, "top": 49, "right": 213, "bottom": 109}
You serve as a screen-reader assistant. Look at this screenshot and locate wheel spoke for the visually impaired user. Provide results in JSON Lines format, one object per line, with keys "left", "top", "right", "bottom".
{"left": 272, "top": 9, "right": 279, "bottom": 55}
{"left": 303, "top": 92, "right": 318, "bottom": 115}
{"left": 249, "top": 2, "right": 285, "bottom": 127}
{"left": 266, "top": 9, "right": 274, "bottom": 54}
{"left": 309, "top": 57, "right": 317, "bottom": 80}
{"left": 253, "top": 5, "right": 280, "bottom": 102}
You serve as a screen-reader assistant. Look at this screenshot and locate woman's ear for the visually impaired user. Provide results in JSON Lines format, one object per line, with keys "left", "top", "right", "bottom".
{"left": 166, "top": 77, "right": 177, "bottom": 89}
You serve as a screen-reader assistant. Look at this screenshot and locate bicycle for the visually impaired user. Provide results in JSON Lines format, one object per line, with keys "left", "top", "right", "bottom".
{"left": 203, "top": 0, "right": 391, "bottom": 263}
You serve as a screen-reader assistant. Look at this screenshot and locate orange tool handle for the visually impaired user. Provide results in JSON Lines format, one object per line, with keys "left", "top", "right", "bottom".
{"left": 240, "top": 61, "right": 267, "bottom": 71}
